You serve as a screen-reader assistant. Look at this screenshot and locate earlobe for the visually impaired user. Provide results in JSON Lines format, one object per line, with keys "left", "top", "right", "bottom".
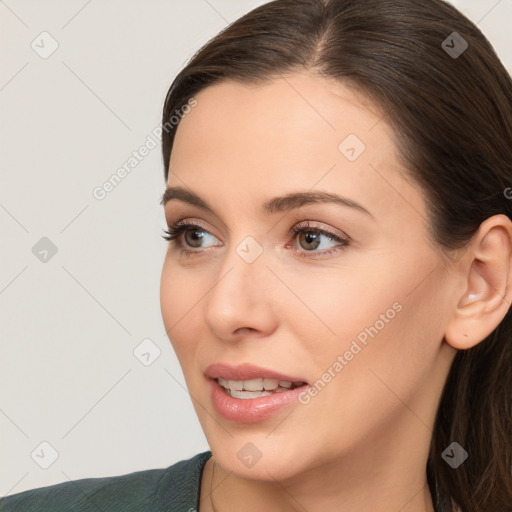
{"left": 444, "top": 214, "right": 512, "bottom": 350}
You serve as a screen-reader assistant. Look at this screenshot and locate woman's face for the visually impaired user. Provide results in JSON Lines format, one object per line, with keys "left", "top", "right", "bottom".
{"left": 160, "top": 72, "right": 458, "bottom": 482}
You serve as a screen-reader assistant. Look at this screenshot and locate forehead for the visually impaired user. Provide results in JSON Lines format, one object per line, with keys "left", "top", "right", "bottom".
{"left": 172, "top": 73, "right": 387, "bottom": 161}
{"left": 167, "top": 72, "right": 426, "bottom": 226}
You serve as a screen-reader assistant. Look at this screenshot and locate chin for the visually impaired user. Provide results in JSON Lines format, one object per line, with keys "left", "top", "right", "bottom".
{"left": 204, "top": 428, "right": 316, "bottom": 482}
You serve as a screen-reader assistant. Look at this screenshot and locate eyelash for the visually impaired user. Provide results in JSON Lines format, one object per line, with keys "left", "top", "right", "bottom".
{"left": 162, "top": 221, "right": 350, "bottom": 259}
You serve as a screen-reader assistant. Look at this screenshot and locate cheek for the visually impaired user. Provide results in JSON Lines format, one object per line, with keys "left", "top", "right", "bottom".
{"left": 160, "top": 259, "right": 204, "bottom": 360}
{"left": 286, "top": 284, "right": 444, "bottom": 462}
{"left": 275, "top": 260, "right": 403, "bottom": 366}
{"left": 282, "top": 252, "right": 444, "bottom": 392}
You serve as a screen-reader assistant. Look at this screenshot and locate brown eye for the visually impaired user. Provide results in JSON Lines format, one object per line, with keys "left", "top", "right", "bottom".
{"left": 288, "top": 222, "right": 350, "bottom": 258}
{"left": 162, "top": 222, "right": 220, "bottom": 253}
{"left": 298, "top": 231, "right": 322, "bottom": 251}
{"left": 183, "top": 229, "right": 206, "bottom": 248}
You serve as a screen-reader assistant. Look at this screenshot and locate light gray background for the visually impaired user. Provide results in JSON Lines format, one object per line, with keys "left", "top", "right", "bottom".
{"left": 1, "top": 0, "right": 511, "bottom": 496}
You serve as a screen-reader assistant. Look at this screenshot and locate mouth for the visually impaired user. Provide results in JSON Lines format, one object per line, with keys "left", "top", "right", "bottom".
{"left": 205, "top": 363, "right": 309, "bottom": 423}
{"left": 216, "top": 377, "right": 307, "bottom": 399}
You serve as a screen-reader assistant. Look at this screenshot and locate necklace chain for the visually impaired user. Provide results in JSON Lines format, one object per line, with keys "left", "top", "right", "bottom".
{"left": 210, "top": 458, "right": 218, "bottom": 512}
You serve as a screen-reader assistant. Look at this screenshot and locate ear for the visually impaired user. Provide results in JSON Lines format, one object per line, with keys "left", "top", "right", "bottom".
{"left": 444, "top": 214, "right": 512, "bottom": 350}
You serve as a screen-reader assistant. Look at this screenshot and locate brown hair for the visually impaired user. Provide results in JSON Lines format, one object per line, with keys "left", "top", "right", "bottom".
{"left": 161, "top": 1, "right": 512, "bottom": 510}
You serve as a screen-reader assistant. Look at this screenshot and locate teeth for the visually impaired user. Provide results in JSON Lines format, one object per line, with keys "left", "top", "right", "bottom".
{"left": 216, "top": 377, "right": 306, "bottom": 394}
{"left": 263, "top": 378, "right": 279, "bottom": 390}
{"left": 228, "top": 379, "right": 243, "bottom": 391}
{"left": 229, "top": 389, "right": 272, "bottom": 399}
{"left": 243, "top": 378, "right": 264, "bottom": 391}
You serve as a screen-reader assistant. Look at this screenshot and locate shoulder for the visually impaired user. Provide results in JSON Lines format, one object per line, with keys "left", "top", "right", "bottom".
{"left": 0, "top": 451, "right": 212, "bottom": 512}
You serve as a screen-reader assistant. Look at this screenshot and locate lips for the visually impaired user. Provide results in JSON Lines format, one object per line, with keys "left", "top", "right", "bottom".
{"left": 205, "top": 363, "right": 309, "bottom": 423}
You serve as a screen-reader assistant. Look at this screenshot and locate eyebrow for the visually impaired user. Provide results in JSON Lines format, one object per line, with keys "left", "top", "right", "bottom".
{"left": 160, "top": 186, "right": 373, "bottom": 217}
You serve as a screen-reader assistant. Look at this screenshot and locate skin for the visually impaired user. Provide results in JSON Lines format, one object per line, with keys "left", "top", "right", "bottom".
{"left": 160, "top": 72, "right": 512, "bottom": 512}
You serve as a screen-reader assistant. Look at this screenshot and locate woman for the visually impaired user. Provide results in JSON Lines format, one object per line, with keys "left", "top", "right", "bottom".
{"left": 2, "top": 0, "right": 511, "bottom": 511}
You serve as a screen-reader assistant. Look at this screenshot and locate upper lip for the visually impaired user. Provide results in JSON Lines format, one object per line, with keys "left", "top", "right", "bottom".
{"left": 204, "top": 363, "right": 308, "bottom": 384}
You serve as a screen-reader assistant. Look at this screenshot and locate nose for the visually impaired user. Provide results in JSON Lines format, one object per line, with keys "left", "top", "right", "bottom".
{"left": 203, "top": 242, "right": 279, "bottom": 342}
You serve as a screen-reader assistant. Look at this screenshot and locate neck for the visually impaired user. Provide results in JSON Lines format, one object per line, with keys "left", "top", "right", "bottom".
{"left": 204, "top": 415, "right": 436, "bottom": 512}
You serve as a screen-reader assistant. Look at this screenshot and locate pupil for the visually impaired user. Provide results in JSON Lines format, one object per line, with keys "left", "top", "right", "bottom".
{"left": 301, "top": 231, "right": 320, "bottom": 250}
{"left": 186, "top": 231, "right": 204, "bottom": 247}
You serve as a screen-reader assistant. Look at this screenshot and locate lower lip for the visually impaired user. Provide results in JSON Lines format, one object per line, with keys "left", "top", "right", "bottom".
{"left": 208, "top": 379, "right": 307, "bottom": 423}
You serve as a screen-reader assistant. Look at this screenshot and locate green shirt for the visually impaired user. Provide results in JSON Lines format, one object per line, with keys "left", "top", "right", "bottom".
{"left": 0, "top": 451, "right": 212, "bottom": 512}
{"left": 1, "top": 451, "right": 456, "bottom": 511}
